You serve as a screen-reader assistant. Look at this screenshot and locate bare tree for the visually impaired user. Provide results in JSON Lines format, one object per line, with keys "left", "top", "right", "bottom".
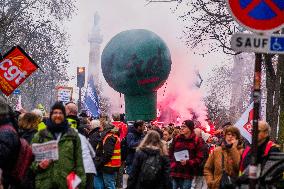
{"left": 203, "top": 64, "right": 233, "bottom": 127}
{"left": 0, "top": 0, "right": 76, "bottom": 111}
{"left": 278, "top": 53, "right": 284, "bottom": 144}
{"left": 149, "top": 0, "right": 284, "bottom": 140}
{"left": 167, "top": 0, "right": 241, "bottom": 55}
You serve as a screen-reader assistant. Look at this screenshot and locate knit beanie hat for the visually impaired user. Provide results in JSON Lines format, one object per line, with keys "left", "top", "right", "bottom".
{"left": 201, "top": 131, "right": 211, "bottom": 142}
{"left": 183, "top": 120, "right": 195, "bottom": 131}
{"left": 50, "top": 101, "right": 66, "bottom": 118}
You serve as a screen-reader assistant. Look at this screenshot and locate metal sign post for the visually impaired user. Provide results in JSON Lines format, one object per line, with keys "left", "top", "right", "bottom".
{"left": 249, "top": 53, "right": 262, "bottom": 188}
{"left": 226, "top": 1, "right": 284, "bottom": 188}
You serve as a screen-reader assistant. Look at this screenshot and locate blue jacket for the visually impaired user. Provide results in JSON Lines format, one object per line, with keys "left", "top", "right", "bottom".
{"left": 126, "top": 126, "right": 144, "bottom": 165}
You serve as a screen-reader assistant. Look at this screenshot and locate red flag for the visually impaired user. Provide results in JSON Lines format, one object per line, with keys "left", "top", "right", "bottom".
{"left": 0, "top": 46, "right": 39, "bottom": 96}
{"left": 66, "top": 171, "right": 81, "bottom": 189}
{"left": 235, "top": 102, "right": 254, "bottom": 143}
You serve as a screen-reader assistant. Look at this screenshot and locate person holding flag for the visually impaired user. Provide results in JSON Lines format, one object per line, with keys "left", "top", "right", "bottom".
{"left": 31, "top": 102, "right": 86, "bottom": 189}
{"left": 239, "top": 121, "right": 280, "bottom": 176}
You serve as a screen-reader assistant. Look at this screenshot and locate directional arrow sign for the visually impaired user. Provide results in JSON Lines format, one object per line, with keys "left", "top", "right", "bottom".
{"left": 231, "top": 33, "right": 284, "bottom": 54}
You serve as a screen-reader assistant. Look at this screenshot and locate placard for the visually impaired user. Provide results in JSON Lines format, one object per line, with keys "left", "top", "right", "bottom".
{"left": 32, "top": 140, "right": 59, "bottom": 162}
{"left": 57, "top": 86, "right": 73, "bottom": 103}
{"left": 174, "top": 150, "right": 189, "bottom": 161}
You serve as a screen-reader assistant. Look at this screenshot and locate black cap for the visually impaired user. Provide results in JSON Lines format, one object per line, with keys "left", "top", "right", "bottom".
{"left": 50, "top": 101, "right": 66, "bottom": 118}
{"left": 183, "top": 120, "right": 195, "bottom": 131}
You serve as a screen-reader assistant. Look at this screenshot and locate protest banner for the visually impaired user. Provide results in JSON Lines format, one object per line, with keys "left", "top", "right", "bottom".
{"left": 0, "top": 46, "right": 39, "bottom": 96}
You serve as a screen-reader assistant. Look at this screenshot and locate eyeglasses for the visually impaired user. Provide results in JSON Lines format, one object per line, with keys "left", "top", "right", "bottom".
{"left": 53, "top": 111, "right": 63, "bottom": 115}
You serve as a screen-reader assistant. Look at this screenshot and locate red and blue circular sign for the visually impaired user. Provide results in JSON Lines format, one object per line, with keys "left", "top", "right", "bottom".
{"left": 227, "top": 0, "right": 284, "bottom": 32}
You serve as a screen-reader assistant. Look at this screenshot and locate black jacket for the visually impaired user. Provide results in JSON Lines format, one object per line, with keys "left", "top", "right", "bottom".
{"left": 196, "top": 142, "right": 209, "bottom": 176}
{"left": 127, "top": 147, "right": 172, "bottom": 189}
{"left": 242, "top": 137, "right": 280, "bottom": 170}
{"left": 19, "top": 129, "right": 37, "bottom": 144}
{"left": 88, "top": 127, "right": 101, "bottom": 151}
{"left": 94, "top": 126, "right": 120, "bottom": 174}
{"left": 237, "top": 137, "right": 281, "bottom": 185}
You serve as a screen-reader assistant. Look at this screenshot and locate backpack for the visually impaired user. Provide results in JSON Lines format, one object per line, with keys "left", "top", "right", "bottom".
{"left": 139, "top": 153, "right": 161, "bottom": 184}
{"left": 0, "top": 124, "right": 33, "bottom": 183}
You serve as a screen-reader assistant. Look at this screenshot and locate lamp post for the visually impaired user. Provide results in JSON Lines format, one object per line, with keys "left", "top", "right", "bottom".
{"left": 77, "top": 67, "right": 85, "bottom": 112}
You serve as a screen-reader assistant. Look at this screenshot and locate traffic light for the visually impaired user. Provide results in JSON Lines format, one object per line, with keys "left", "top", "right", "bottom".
{"left": 77, "top": 67, "right": 85, "bottom": 88}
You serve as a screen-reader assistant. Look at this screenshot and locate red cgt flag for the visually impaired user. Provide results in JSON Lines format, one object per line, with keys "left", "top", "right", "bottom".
{"left": 0, "top": 46, "right": 39, "bottom": 96}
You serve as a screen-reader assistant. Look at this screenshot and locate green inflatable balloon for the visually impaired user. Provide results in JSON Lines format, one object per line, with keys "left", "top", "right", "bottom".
{"left": 101, "top": 29, "right": 171, "bottom": 121}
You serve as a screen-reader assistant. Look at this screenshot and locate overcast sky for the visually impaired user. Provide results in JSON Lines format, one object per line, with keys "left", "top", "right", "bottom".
{"left": 66, "top": 0, "right": 226, "bottom": 114}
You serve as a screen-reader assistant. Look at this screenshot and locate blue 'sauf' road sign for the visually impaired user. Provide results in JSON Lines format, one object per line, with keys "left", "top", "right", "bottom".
{"left": 270, "top": 37, "right": 284, "bottom": 52}
{"left": 231, "top": 33, "right": 284, "bottom": 54}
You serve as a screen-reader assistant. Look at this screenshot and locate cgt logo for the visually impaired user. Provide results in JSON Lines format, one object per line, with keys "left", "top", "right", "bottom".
{"left": 243, "top": 107, "right": 254, "bottom": 135}
{"left": 0, "top": 46, "right": 38, "bottom": 96}
{"left": 0, "top": 58, "right": 27, "bottom": 85}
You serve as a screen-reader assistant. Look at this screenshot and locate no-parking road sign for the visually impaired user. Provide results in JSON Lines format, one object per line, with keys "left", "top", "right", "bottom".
{"left": 227, "top": 0, "right": 284, "bottom": 32}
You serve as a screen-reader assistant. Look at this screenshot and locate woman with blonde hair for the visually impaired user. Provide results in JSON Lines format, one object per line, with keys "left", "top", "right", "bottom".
{"left": 204, "top": 125, "right": 242, "bottom": 189}
{"left": 162, "top": 127, "right": 173, "bottom": 149}
{"left": 127, "top": 130, "right": 171, "bottom": 189}
{"left": 18, "top": 112, "right": 40, "bottom": 144}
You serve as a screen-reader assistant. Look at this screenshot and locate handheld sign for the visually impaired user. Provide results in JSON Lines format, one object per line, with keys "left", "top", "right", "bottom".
{"left": 32, "top": 140, "right": 59, "bottom": 162}
{"left": 0, "top": 46, "right": 39, "bottom": 96}
{"left": 56, "top": 86, "right": 73, "bottom": 103}
{"left": 227, "top": 0, "right": 284, "bottom": 32}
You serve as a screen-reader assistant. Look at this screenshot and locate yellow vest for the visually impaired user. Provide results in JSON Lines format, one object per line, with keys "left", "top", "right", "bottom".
{"left": 67, "top": 117, "right": 78, "bottom": 129}
{"left": 103, "top": 133, "right": 121, "bottom": 167}
{"left": 37, "top": 121, "right": 46, "bottom": 131}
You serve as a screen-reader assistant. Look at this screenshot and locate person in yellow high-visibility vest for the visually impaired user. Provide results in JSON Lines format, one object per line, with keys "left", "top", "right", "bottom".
{"left": 65, "top": 102, "right": 80, "bottom": 129}
{"left": 31, "top": 109, "right": 47, "bottom": 131}
{"left": 94, "top": 122, "right": 121, "bottom": 189}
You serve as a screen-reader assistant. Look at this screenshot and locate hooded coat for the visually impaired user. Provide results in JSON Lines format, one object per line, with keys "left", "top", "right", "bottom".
{"left": 31, "top": 121, "right": 86, "bottom": 189}
{"left": 127, "top": 147, "right": 172, "bottom": 189}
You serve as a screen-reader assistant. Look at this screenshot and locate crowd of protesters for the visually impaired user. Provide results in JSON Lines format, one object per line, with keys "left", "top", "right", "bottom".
{"left": 0, "top": 96, "right": 283, "bottom": 189}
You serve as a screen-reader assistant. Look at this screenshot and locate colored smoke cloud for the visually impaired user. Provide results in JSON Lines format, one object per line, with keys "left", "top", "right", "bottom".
{"left": 68, "top": 0, "right": 208, "bottom": 123}
{"left": 157, "top": 48, "right": 208, "bottom": 125}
